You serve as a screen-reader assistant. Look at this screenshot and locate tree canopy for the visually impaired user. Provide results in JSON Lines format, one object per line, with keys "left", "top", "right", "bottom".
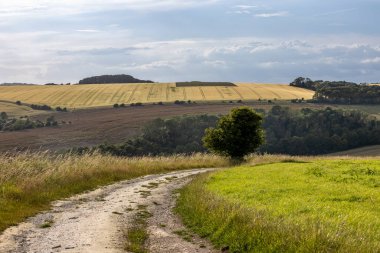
{"left": 203, "top": 107, "right": 265, "bottom": 159}
{"left": 290, "top": 77, "right": 380, "bottom": 104}
{"left": 78, "top": 74, "right": 153, "bottom": 84}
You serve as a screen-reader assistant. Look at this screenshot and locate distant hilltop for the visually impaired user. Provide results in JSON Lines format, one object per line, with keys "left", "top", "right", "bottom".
{"left": 78, "top": 74, "right": 154, "bottom": 84}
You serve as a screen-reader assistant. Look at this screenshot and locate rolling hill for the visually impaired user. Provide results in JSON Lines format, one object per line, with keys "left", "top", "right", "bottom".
{"left": 0, "top": 101, "right": 49, "bottom": 117}
{"left": 0, "top": 83, "right": 314, "bottom": 109}
{"left": 329, "top": 145, "right": 380, "bottom": 156}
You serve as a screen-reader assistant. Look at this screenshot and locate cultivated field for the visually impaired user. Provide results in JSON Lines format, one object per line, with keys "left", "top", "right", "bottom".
{"left": 329, "top": 145, "right": 380, "bottom": 156}
{"left": 0, "top": 103, "right": 329, "bottom": 153}
{"left": 0, "top": 83, "right": 314, "bottom": 109}
{"left": 177, "top": 159, "right": 380, "bottom": 252}
{"left": 0, "top": 101, "right": 48, "bottom": 117}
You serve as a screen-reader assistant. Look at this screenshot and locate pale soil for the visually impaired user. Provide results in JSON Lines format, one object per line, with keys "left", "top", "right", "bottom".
{"left": 0, "top": 169, "right": 219, "bottom": 253}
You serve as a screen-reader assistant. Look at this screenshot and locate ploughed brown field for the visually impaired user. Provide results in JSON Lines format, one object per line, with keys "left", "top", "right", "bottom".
{"left": 0, "top": 102, "right": 327, "bottom": 153}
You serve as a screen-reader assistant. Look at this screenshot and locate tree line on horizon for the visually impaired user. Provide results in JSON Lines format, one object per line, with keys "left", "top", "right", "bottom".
{"left": 78, "top": 74, "right": 154, "bottom": 84}
{"left": 290, "top": 77, "right": 380, "bottom": 104}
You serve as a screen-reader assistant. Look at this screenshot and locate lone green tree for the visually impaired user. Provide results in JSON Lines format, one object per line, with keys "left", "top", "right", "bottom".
{"left": 203, "top": 107, "right": 264, "bottom": 160}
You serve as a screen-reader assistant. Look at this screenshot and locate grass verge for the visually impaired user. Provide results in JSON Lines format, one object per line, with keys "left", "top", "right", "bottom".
{"left": 0, "top": 152, "right": 229, "bottom": 232}
{"left": 176, "top": 159, "right": 380, "bottom": 252}
{"left": 125, "top": 205, "right": 151, "bottom": 253}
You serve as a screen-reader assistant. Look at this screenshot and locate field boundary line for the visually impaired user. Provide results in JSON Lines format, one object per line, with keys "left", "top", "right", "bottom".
{"left": 147, "top": 84, "right": 155, "bottom": 101}
{"left": 108, "top": 85, "right": 126, "bottom": 104}
{"left": 198, "top": 87, "right": 206, "bottom": 100}
{"left": 215, "top": 87, "right": 225, "bottom": 99}
{"left": 231, "top": 87, "right": 244, "bottom": 99}
{"left": 127, "top": 84, "right": 140, "bottom": 103}
{"left": 83, "top": 86, "right": 109, "bottom": 106}
{"left": 246, "top": 86, "right": 262, "bottom": 99}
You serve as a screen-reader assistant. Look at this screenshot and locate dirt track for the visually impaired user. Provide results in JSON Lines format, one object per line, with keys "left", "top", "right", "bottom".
{"left": 0, "top": 169, "right": 218, "bottom": 253}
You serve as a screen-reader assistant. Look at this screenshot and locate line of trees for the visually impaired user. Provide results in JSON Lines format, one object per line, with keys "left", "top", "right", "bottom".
{"left": 0, "top": 112, "right": 58, "bottom": 131}
{"left": 78, "top": 74, "right": 153, "bottom": 84}
{"left": 290, "top": 77, "right": 380, "bottom": 104}
{"left": 72, "top": 106, "right": 380, "bottom": 156}
{"left": 262, "top": 106, "right": 380, "bottom": 155}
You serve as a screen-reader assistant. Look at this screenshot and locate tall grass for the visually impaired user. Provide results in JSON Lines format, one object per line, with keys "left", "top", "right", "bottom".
{"left": 0, "top": 152, "right": 229, "bottom": 232}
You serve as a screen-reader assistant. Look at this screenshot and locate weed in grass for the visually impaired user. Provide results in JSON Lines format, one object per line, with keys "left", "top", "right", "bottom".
{"left": 137, "top": 205, "right": 147, "bottom": 210}
{"left": 165, "top": 176, "right": 178, "bottom": 181}
{"left": 173, "top": 229, "right": 193, "bottom": 242}
{"left": 141, "top": 182, "right": 160, "bottom": 189}
{"left": 139, "top": 190, "right": 151, "bottom": 198}
{"left": 40, "top": 219, "right": 54, "bottom": 228}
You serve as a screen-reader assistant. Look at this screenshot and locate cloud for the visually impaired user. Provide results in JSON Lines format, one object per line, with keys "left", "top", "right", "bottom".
{"left": 234, "top": 5, "right": 257, "bottom": 10}
{"left": 255, "top": 11, "right": 289, "bottom": 18}
{"left": 361, "top": 57, "right": 380, "bottom": 64}
{"left": 314, "top": 8, "right": 356, "bottom": 17}
{"left": 0, "top": 0, "right": 379, "bottom": 84}
{"left": 0, "top": 0, "right": 220, "bottom": 17}
{"left": 204, "top": 60, "right": 227, "bottom": 68}
{"left": 75, "top": 29, "right": 100, "bottom": 33}
{"left": 1, "top": 29, "right": 379, "bottom": 84}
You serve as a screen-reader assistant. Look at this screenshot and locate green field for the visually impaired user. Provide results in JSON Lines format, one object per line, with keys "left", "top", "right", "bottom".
{"left": 0, "top": 83, "right": 314, "bottom": 109}
{"left": 177, "top": 159, "right": 380, "bottom": 252}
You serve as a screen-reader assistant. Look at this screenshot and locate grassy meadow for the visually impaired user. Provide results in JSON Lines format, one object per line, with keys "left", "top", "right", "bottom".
{"left": 0, "top": 83, "right": 314, "bottom": 109}
{"left": 177, "top": 159, "right": 380, "bottom": 252}
{"left": 0, "top": 152, "right": 229, "bottom": 232}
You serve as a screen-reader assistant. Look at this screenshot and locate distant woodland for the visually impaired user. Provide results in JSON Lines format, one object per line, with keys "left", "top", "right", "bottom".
{"left": 72, "top": 106, "right": 380, "bottom": 156}
{"left": 290, "top": 77, "right": 380, "bottom": 104}
{"left": 78, "top": 74, "right": 154, "bottom": 84}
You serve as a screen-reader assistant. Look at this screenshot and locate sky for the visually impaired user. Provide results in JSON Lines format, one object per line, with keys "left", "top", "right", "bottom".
{"left": 0, "top": 0, "right": 379, "bottom": 84}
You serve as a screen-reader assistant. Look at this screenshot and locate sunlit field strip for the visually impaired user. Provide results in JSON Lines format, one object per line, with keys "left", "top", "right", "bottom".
{"left": 199, "top": 87, "right": 224, "bottom": 100}
{"left": 219, "top": 86, "right": 242, "bottom": 100}
{"left": 168, "top": 85, "right": 186, "bottom": 101}
{"left": 130, "top": 84, "right": 152, "bottom": 103}
{"left": 0, "top": 83, "right": 314, "bottom": 109}
{"left": 68, "top": 87, "right": 96, "bottom": 107}
{"left": 185, "top": 87, "right": 205, "bottom": 101}
{"left": 231, "top": 87, "right": 244, "bottom": 99}
{"left": 234, "top": 86, "right": 261, "bottom": 100}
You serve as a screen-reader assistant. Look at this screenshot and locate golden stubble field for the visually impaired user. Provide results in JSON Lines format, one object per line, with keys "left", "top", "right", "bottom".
{"left": 0, "top": 83, "right": 314, "bottom": 109}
